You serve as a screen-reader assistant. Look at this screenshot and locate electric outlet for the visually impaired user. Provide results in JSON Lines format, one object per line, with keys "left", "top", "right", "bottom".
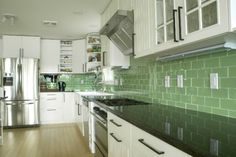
{"left": 210, "top": 139, "right": 219, "bottom": 156}
{"left": 177, "top": 75, "right": 184, "bottom": 88}
{"left": 210, "top": 73, "right": 219, "bottom": 89}
{"left": 165, "top": 122, "right": 171, "bottom": 135}
{"left": 80, "top": 80, "right": 84, "bottom": 84}
{"left": 165, "top": 76, "right": 170, "bottom": 88}
{"left": 177, "top": 127, "right": 183, "bottom": 141}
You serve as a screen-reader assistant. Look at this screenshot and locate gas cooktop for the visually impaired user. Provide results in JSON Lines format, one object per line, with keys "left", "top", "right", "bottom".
{"left": 96, "top": 98, "right": 149, "bottom": 107}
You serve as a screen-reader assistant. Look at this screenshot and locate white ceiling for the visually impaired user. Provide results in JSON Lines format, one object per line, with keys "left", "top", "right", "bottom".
{"left": 0, "top": 0, "right": 110, "bottom": 40}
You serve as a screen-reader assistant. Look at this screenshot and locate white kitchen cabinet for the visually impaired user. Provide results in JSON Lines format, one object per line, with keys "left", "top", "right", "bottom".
{"left": 101, "top": 0, "right": 132, "bottom": 27}
{"left": 40, "top": 93, "right": 64, "bottom": 124}
{"left": 40, "top": 92, "right": 76, "bottom": 124}
{"left": 2, "top": 35, "right": 40, "bottom": 58}
{"left": 72, "top": 40, "right": 86, "bottom": 73}
{"left": 74, "top": 93, "right": 84, "bottom": 135}
{"left": 101, "top": 35, "right": 130, "bottom": 68}
{"left": 63, "top": 93, "right": 75, "bottom": 122}
{"left": 108, "top": 112, "right": 131, "bottom": 157}
{"left": 131, "top": 125, "right": 191, "bottom": 157}
{"left": 133, "top": 0, "right": 152, "bottom": 57}
{"left": 40, "top": 39, "right": 60, "bottom": 73}
{"left": 230, "top": 0, "right": 236, "bottom": 31}
{"left": 134, "top": 0, "right": 231, "bottom": 58}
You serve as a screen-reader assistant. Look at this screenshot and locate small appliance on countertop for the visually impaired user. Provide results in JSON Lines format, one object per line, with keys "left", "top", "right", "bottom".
{"left": 58, "top": 81, "right": 66, "bottom": 92}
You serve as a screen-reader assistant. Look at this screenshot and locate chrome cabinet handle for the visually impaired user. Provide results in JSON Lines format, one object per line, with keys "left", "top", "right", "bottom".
{"left": 110, "top": 133, "right": 122, "bottom": 143}
{"left": 110, "top": 119, "right": 122, "bottom": 127}
{"left": 138, "top": 139, "right": 165, "bottom": 155}
{"left": 178, "top": 6, "right": 184, "bottom": 41}
{"left": 173, "top": 9, "right": 178, "bottom": 42}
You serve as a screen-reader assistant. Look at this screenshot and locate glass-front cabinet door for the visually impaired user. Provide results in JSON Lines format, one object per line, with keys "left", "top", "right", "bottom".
{"left": 151, "top": 0, "right": 228, "bottom": 54}
{"left": 155, "top": 0, "right": 178, "bottom": 45}
{"left": 181, "top": 0, "right": 229, "bottom": 41}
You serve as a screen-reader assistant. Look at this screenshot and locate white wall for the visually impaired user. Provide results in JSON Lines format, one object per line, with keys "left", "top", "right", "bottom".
{"left": 0, "top": 38, "right": 2, "bottom": 58}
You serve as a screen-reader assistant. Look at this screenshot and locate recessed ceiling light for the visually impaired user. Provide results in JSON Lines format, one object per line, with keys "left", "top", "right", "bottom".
{"left": 43, "top": 20, "right": 58, "bottom": 27}
{"left": 73, "top": 11, "right": 84, "bottom": 15}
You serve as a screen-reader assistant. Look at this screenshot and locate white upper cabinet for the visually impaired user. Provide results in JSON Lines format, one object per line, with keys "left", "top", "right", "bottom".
{"left": 134, "top": 0, "right": 231, "bottom": 58}
{"left": 230, "top": 0, "right": 236, "bottom": 31}
{"left": 101, "top": 0, "right": 133, "bottom": 27}
{"left": 72, "top": 40, "right": 86, "bottom": 73}
{"left": 151, "top": 0, "right": 229, "bottom": 54}
{"left": 2, "top": 35, "right": 40, "bottom": 58}
{"left": 101, "top": 35, "right": 130, "bottom": 67}
{"left": 133, "top": 0, "right": 152, "bottom": 57}
{"left": 179, "top": 0, "right": 228, "bottom": 43}
{"left": 40, "top": 39, "right": 60, "bottom": 73}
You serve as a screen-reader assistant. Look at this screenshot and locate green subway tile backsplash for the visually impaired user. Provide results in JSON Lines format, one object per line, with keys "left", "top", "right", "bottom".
{"left": 105, "top": 49, "right": 236, "bottom": 118}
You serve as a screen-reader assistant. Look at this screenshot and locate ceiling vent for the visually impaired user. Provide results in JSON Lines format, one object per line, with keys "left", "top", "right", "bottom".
{"left": 43, "top": 20, "right": 58, "bottom": 27}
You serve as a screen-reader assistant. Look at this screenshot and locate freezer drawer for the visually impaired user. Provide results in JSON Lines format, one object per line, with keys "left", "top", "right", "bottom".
{"left": 4, "top": 101, "right": 39, "bottom": 127}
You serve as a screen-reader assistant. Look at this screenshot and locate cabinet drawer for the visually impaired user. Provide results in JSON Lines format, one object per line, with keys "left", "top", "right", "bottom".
{"left": 108, "top": 112, "right": 131, "bottom": 144}
{"left": 40, "top": 108, "right": 63, "bottom": 124}
{"left": 131, "top": 126, "right": 191, "bottom": 157}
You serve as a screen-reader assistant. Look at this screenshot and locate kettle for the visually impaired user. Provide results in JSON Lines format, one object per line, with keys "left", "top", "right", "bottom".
{"left": 58, "top": 81, "right": 66, "bottom": 91}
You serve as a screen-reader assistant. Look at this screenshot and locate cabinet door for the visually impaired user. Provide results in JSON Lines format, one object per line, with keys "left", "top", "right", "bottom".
{"left": 63, "top": 93, "right": 75, "bottom": 122}
{"left": 101, "top": 35, "right": 130, "bottom": 67}
{"left": 133, "top": 0, "right": 151, "bottom": 57}
{"left": 72, "top": 40, "right": 86, "bottom": 73}
{"left": 119, "top": 0, "right": 132, "bottom": 10}
{"left": 2, "top": 35, "right": 21, "bottom": 58}
{"left": 40, "top": 93, "right": 63, "bottom": 124}
{"left": 108, "top": 112, "right": 131, "bottom": 157}
{"left": 180, "top": 0, "right": 229, "bottom": 43}
{"left": 131, "top": 125, "right": 191, "bottom": 157}
{"left": 40, "top": 40, "right": 60, "bottom": 73}
{"left": 22, "top": 36, "right": 40, "bottom": 58}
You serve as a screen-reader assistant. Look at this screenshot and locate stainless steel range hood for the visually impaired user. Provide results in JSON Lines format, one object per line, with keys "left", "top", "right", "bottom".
{"left": 100, "top": 10, "right": 134, "bottom": 56}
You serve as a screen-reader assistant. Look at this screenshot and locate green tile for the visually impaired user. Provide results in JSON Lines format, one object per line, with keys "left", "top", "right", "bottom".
{"left": 198, "top": 88, "right": 211, "bottom": 97}
{"left": 204, "top": 58, "right": 220, "bottom": 68}
{"left": 186, "top": 103, "right": 198, "bottom": 110}
{"left": 192, "top": 96, "right": 204, "bottom": 105}
{"left": 229, "top": 111, "right": 236, "bottom": 118}
{"left": 205, "top": 97, "right": 220, "bottom": 107}
{"left": 192, "top": 60, "right": 204, "bottom": 69}
{"left": 186, "top": 87, "right": 198, "bottom": 95}
{"left": 220, "top": 55, "right": 236, "bottom": 66}
{"left": 228, "top": 67, "right": 236, "bottom": 77}
{"left": 198, "top": 106, "right": 212, "bottom": 113}
{"left": 192, "top": 78, "right": 205, "bottom": 87}
{"left": 229, "top": 89, "right": 236, "bottom": 99}
{"left": 212, "top": 88, "right": 229, "bottom": 98}
{"left": 221, "top": 78, "right": 236, "bottom": 88}
{"left": 221, "top": 99, "right": 236, "bottom": 110}
{"left": 212, "top": 108, "right": 228, "bottom": 116}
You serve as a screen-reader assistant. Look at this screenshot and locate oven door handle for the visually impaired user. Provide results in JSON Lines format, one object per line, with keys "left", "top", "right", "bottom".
{"left": 91, "top": 112, "right": 107, "bottom": 128}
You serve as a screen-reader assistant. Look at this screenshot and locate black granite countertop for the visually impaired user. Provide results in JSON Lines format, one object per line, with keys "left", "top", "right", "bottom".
{"left": 83, "top": 96, "right": 236, "bottom": 157}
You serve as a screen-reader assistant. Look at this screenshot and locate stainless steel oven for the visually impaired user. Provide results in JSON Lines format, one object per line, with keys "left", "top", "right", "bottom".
{"left": 91, "top": 103, "right": 108, "bottom": 157}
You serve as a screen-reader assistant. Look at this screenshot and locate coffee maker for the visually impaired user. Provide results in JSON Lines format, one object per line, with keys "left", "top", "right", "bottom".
{"left": 58, "top": 81, "right": 66, "bottom": 91}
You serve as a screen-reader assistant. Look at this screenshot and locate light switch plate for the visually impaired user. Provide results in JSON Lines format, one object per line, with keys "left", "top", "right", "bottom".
{"left": 210, "top": 73, "right": 219, "bottom": 89}
{"left": 177, "top": 75, "right": 184, "bottom": 88}
{"left": 165, "top": 76, "right": 170, "bottom": 88}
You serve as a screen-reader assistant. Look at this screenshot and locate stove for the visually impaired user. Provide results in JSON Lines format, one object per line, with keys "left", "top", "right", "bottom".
{"left": 96, "top": 98, "right": 149, "bottom": 107}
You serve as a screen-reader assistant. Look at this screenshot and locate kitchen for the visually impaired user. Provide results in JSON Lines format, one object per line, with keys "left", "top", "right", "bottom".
{"left": 0, "top": 0, "right": 236, "bottom": 157}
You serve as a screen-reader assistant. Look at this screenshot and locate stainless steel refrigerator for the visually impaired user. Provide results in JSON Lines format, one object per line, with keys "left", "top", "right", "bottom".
{"left": 2, "top": 58, "right": 39, "bottom": 127}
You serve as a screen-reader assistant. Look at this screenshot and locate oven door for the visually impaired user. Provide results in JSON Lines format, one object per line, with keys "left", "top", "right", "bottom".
{"left": 93, "top": 114, "right": 108, "bottom": 157}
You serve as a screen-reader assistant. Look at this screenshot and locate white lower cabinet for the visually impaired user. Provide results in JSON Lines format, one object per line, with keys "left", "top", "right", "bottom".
{"left": 108, "top": 112, "right": 131, "bottom": 157}
{"left": 131, "top": 126, "right": 191, "bottom": 157}
{"left": 107, "top": 112, "right": 192, "bottom": 157}
{"left": 40, "top": 93, "right": 75, "bottom": 124}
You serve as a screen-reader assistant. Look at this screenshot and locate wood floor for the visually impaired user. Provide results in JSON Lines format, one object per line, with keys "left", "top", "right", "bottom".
{"left": 0, "top": 124, "right": 93, "bottom": 157}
